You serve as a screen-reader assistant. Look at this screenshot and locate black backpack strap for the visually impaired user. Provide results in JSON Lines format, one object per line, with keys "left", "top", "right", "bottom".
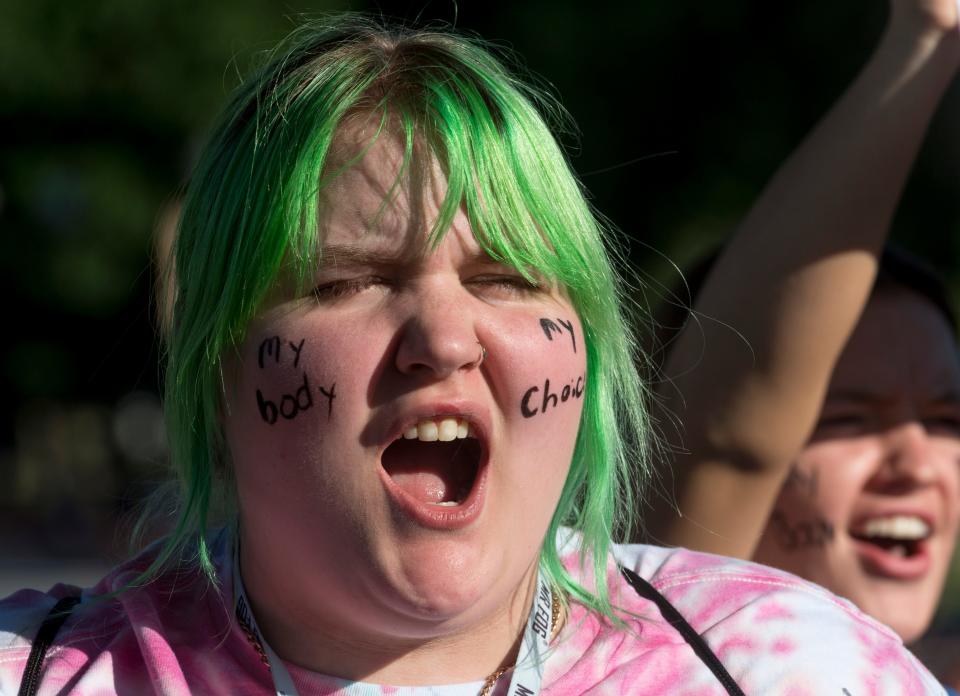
{"left": 17, "top": 595, "right": 82, "bottom": 696}
{"left": 620, "top": 566, "right": 746, "bottom": 696}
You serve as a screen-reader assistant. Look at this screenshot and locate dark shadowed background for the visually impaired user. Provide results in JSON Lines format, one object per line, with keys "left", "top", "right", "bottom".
{"left": 1, "top": 0, "right": 957, "bottom": 665}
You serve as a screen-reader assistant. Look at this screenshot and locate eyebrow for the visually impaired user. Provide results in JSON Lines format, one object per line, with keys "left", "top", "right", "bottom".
{"left": 316, "top": 243, "right": 511, "bottom": 270}
{"left": 825, "top": 389, "right": 886, "bottom": 404}
{"left": 317, "top": 244, "right": 410, "bottom": 269}
{"left": 930, "top": 390, "right": 960, "bottom": 406}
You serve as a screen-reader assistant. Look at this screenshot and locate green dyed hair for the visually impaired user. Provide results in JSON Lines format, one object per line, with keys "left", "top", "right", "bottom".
{"left": 159, "top": 14, "right": 651, "bottom": 621}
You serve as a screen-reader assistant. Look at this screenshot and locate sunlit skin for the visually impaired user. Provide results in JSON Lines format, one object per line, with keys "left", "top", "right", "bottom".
{"left": 221, "top": 123, "right": 587, "bottom": 684}
{"left": 753, "top": 288, "right": 960, "bottom": 642}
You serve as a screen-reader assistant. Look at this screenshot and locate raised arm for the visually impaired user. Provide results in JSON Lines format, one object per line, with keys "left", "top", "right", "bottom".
{"left": 645, "top": 0, "right": 960, "bottom": 556}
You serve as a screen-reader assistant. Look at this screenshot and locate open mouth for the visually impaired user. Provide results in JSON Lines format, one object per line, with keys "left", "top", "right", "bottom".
{"left": 381, "top": 417, "right": 483, "bottom": 508}
{"left": 849, "top": 515, "right": 932, "bottom": 559}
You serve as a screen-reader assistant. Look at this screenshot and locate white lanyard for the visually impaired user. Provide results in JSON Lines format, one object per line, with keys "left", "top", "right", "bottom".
{"left": 232, "top": 545, "right": 554, "bottom": 696}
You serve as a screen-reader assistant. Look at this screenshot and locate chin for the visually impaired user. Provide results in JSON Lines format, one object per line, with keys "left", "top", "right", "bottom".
{"left": 381, "top": 538, "right": 500, "bottom": 619}
{"left": 876, "top": 604, "right": 935, "bottom": 645}
{"left": 897, "top": 623, "right": 931, "bottom": 646}
{"left": 847, "top": 589, "right": 936, "bottom": 644}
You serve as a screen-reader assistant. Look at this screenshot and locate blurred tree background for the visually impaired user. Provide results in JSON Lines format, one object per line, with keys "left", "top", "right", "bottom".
{"left": 0, "top": 0, "right": 957, "bottom": 659}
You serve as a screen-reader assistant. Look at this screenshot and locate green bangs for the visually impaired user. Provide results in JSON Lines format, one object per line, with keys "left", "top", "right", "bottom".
{"left": 158, "top": 15, "right": 651, "bottom": 621}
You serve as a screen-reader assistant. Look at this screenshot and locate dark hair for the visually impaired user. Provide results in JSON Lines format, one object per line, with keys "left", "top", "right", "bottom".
{"left": 873, "top": 246, "right": 957, "bottom": 333}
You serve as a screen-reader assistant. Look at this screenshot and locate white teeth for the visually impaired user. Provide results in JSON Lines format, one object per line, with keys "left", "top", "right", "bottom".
{"left": 438, "top": 418, "right": 458, "bottom": 442}
{"left": 419, "top": 421, "right": 439, "bottom": 442}
{"left": 855, "top": 515, "right": 931, "bottom": 541}
{"left": 431, "top": 500, "right": 459, "bottom": 507}
{"left": 398, "top": 418, "right": 476, "bottom": 443}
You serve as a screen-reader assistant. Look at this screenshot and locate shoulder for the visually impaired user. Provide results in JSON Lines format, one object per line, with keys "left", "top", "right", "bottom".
{"left": 610, "top": 543, "right": 944, "bottom": 695}
{"left": 549, "top": 537, "right": 943, "bottom": 695}
{"left": 0, "top": 581, "right": 120, "bottom": 695}
{"left": 0, "top": 532, "right": 239, "bottom": 696}
{"left": 613, "top": 541, "right": 889, "bottom": 627}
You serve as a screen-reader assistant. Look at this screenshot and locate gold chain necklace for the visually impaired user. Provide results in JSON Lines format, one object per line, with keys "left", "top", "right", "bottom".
{"left": 477, "top": 590, "right": 564, "bottom": 696}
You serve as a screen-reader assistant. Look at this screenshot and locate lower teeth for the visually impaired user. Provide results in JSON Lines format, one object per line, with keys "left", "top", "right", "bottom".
{"left": 889, "top": 544, "right": 907, "bottom": 557}
{"left": 432, "top": 501, "right": 459, "bottom": 507}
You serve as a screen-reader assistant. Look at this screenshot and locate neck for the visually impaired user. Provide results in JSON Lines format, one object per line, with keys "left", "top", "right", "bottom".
{"left": 237, "top": 547, "right": 540, "bottom": 686}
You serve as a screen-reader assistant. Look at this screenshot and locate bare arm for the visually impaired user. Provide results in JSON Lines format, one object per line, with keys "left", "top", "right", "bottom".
{"left": 645, "top": 2, "right": 960, "bottom": 556}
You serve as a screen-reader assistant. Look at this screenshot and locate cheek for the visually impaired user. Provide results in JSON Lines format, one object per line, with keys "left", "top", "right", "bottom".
{"left": 786, "top": 440, "right": 878, "bottom": 522}
{"left": 224, "top": 330, "right": 358, "bottom": 486}
{"left": 493, "top": 311, "right": 587, "bottom": 472}
{"left": 764, "top": 444, "right": 868, "bottom": 553}
{"left": 932, "top": 441, "right": 960, "bottom": 534}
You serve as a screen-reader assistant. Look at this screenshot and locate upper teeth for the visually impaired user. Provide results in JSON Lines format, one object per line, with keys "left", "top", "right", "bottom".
{"left": 402, "top": 418, "right": 473, "bottom": 442}
{"left": 855, "top": 515, "right": 931, "bottom": 541}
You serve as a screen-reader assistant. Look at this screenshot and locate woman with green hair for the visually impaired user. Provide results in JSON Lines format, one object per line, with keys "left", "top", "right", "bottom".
{"left": 0, "top": 14, "right": 945, "bottom": 695}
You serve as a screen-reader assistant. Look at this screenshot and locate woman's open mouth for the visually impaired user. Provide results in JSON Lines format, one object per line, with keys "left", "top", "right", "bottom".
{"left": 849, "top": 514, "right": 933, "bottom": 580}
{"left": 379, "top": 416, "right": 487, "bottom": 528}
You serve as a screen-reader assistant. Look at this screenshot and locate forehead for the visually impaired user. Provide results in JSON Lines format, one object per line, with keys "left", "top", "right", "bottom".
{"left": 828, "top": 289, "right": 960, "bottom": 400}
{"left": 318, "top": 120, "right": 453, "bottom": 256}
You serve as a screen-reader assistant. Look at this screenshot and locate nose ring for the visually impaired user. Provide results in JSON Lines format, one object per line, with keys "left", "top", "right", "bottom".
{"left": 473, "top": 341, "right": 487, "bottom": 368}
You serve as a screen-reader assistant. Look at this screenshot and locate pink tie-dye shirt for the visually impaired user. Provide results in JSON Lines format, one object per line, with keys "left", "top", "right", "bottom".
{"left": 0, "top": 530, "right": 944, "bottom": 695}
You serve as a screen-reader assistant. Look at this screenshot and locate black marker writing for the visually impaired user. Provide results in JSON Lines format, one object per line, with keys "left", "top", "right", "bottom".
{"left": 318, "top": 383, "right": 337, "bottom": 420}
{"left": 259, "top": 336, "right": 281, "bottom": 368}
{"left": 539, "top": 317, "right": 577, "bottom": 353}
{"left": 258, "top": 335, "right": 308, "bottom": 369}
{"left": 540, "top": 318, "right": 562, "bottom": 341}
{"left": 257, "top": 373, "right": 313, "bottom": 424}
{"left": 770, "top": 511, "right": 834, "bottom": 551}
{"left": 514, "top": 686, "right": 534, "bottom": 696}
{"left": 256, "top": 373, "right": 337, "bottom": 424}
{"left": 785, "top": 466, "right": 818, "bottom": 499}
{"left": 289, "top": 338, "right": 305, "bottom": 367}
{"left": 556, "top": 317, "right": 575, "bottom": 352}
{"left": 521, "top": 375, "right": 585, "bottom": 418}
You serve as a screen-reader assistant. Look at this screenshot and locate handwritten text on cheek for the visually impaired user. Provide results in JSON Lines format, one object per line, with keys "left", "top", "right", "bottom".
{"left": 520, "top": 375, "right": 585, "bottom": 418}
{"left": 540, "top": 317, "right": 576, "bottom": 353}
{"left": 770, "top": 511, "right": 835, "bottom": 551}
{"left": 254, "top": 336, "right": 337, "bottom": 425}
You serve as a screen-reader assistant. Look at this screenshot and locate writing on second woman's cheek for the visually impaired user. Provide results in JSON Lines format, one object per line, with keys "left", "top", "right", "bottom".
{"left": 772, "top": 465, "right": 834, "bottom": 551}
{"left": 254, "top": 336, "right": 337, "bottom": 424}
{"left": 770, "top": 511, "right": 835, "bottom": 551}
{"left": 785, "top": 466, "right": 819, "bottom": 499}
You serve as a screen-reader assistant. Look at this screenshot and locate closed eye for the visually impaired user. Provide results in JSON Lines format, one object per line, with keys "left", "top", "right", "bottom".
{"left": 923, "top": 413, "right": 960, "bottom": 436}
{"left": 815, "top": 413, "right": 869, "bottom": 432}
{"left": 465, "top": 273, "right": 543, "bottom": 299}
{"left": 312, "top": 276, "right": 391, "bottom": 302}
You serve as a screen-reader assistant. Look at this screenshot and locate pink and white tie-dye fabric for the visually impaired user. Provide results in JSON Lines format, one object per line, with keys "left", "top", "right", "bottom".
{"left": 0, "top": 531, "right": 944, "bottom": 695}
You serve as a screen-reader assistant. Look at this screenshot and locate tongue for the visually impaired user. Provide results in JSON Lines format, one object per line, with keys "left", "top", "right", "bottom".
{"left": 854, "top": 535, "right": 915, "bottom": 557}
{"left": 390, "top": 470, "right": 451, "bottom": 503}
{"left": 382, "top": 439, "right": 478, "bottom": 504}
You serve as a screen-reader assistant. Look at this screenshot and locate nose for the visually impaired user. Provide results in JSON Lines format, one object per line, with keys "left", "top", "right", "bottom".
{"left": 394, "top": 285, "right": 483, "bottom": 379}
{"left": 870, "top": 420, "right": 938, "bottom": 492}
